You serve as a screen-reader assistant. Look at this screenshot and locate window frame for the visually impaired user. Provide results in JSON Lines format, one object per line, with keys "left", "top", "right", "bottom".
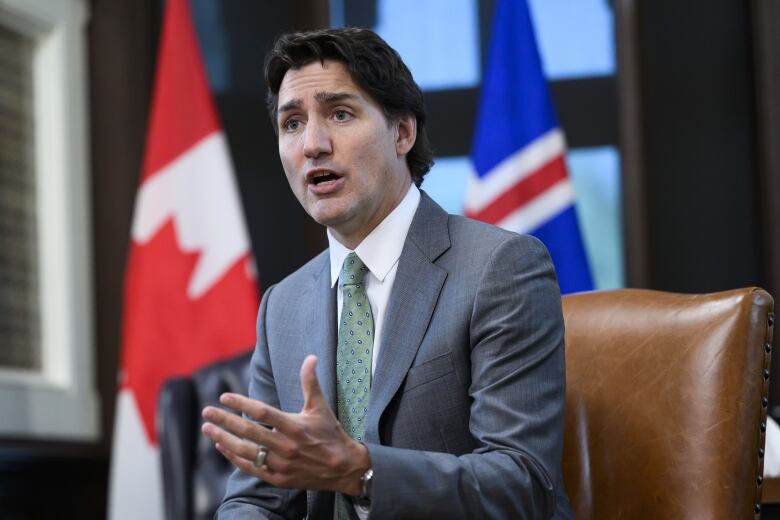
{"left": 0, "top": 0, "right": 98, "bottom": 440}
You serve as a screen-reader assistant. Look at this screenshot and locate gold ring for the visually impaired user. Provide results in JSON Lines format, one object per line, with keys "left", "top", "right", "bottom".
{"left": 253, "top": 445, "right": 268, "bottom": 468}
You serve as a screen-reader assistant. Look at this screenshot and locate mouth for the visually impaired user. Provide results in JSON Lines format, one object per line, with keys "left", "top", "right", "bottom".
{"left": 307, "top": 169, "right": 342, "bottom": 185}
{"left": 306, "top": 168, "right": 344, "bottom": 194}
{"left": 312, "top": 172, "right": 340, "bottom": 185}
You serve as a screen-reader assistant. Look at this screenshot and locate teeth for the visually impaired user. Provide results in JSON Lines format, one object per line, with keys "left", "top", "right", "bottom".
{"left": 309, "top": 170, "right": 340, "bottom": 186}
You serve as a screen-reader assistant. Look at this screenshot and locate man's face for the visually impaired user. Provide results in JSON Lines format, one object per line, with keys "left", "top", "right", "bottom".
{"left": 276, "top": 60, "right": 414, "bottom": 247}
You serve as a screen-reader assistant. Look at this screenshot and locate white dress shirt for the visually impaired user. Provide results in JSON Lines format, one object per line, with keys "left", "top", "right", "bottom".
{"left": 328, "top": 184, "right": 421, "bottom": 376}
{"left": 327, "top": 184, "right": 420, "bottom": 519}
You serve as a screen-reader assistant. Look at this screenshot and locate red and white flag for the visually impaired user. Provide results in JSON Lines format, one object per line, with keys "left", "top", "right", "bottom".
{"left": 108, "top": 0, "right": 258, "bottom": 517}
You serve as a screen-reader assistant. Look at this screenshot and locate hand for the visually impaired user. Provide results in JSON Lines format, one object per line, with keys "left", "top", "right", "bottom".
{"left": 201, "top": 355, "right": 371, "bottom": 495}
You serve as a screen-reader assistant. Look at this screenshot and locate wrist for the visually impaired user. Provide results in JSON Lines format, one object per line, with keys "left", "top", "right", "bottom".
{"left": 340, "top": 441, "right": 372, "bottom": 496}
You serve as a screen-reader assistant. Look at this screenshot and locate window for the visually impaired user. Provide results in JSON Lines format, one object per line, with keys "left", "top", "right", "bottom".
{"left": 0, "top": 0, "right": 98, "bottom": 440}
{"left": 336, "top": 0, "right": 624, "bottom": 290}
{"left": 0, "top": 23, "right": 40, "bottom": 370}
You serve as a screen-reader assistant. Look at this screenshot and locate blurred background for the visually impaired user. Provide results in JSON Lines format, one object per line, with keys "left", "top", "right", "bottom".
{"left": 0, "top": 0, "right": 778, "bottom": 517}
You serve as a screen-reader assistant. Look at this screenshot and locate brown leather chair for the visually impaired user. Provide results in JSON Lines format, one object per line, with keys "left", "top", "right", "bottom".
{"left": 561, "top": 288, "right": 774, "bottom": 519}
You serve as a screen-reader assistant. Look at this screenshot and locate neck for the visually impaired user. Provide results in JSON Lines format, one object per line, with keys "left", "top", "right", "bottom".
{"left": 330, "top": 179, "right": 412, "bottom": 250}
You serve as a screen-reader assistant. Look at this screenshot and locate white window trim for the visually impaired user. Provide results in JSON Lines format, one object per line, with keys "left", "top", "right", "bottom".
{"left": 0, "top": 0, "right": 98, "bottom": 440}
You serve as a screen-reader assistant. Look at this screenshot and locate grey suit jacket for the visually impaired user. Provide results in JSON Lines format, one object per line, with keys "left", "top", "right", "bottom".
{"left": 218, "top": 193, "right": 573, "bottom": 519}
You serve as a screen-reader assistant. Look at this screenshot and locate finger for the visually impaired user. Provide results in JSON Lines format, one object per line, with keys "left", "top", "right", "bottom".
{"left": 214, "top": 442, "right": 263, "bottom": 478}
{"left": 300, "top": 355, "right": 327, "bottom": 412}
{"left": 217, "top": 394, "right": 301, "bottom": 438}
{"left": 215, "top": 443, "right": 289, "bottom": 489}
{"left": 205, "top": 423, "right": 284, "bottom": 475}
{"left": 218, "top": 393, "right": 293, "bottom": 427}
{"left": 201, "top": 406, "right": 283, "bottom": 451}
{"left": 201, "top": 421, "right": 264, "bottom": 463}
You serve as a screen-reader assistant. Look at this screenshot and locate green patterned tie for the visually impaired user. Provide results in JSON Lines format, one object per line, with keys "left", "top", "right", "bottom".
{"left": 336, "top": 252, "right": 374, "bottom": 441}
{"left": 336, "top": 253, "right": 374, "bottom": 520}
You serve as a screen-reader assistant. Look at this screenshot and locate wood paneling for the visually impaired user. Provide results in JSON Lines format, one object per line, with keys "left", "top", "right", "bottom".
{"left": 750, "top": 0, "right": 780, "bottom": 406}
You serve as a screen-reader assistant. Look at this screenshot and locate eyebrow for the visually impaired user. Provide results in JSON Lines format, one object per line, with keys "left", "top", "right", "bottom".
{"left": 277, "top": 99, "right": 301, "bottom": 115}
{"left": 277, "top": 91, "right": 359, "bottom": 116}
{"left": 315, "top": 91, "right": 358, "bottom": 104}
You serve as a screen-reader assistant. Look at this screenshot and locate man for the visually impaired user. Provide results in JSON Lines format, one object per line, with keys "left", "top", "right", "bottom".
{"left": 202, "top": 27, "right": 572, "bottom": 519}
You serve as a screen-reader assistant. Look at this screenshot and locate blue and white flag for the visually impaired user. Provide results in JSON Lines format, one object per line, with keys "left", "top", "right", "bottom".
{"left": 465, "top": 0, "right": 593, "bottom": 294}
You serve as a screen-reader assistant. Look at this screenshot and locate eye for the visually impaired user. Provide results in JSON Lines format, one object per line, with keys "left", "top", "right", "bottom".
{"left": 333, "top": 110, "right": 353, "bottom": 122}
{"left": 282, "top": 118, "right": 302, "bottom": 132}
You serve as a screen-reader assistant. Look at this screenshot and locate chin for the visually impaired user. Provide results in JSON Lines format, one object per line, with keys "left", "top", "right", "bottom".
{"left": 308, "top": 207, "right": 351, "bottom": 229}
{"left": 306, "top": 198, "right": 353, "bottom": 226}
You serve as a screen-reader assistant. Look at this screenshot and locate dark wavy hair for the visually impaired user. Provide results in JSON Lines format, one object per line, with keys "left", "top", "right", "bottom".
{"left": 264, "top": 27, "right": 434, "bottom": 186}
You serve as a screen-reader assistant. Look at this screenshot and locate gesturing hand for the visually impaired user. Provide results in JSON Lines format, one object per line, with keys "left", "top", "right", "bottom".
{"left": 201, "top": 355, "right": 370, "bottom": 496}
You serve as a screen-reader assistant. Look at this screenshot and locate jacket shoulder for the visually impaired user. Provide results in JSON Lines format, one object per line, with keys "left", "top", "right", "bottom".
{"left": 263, "top": 249, "right": 329, "bottom": 299}
{"left": 446, "top": 213, "right": 550, "bottom": 258}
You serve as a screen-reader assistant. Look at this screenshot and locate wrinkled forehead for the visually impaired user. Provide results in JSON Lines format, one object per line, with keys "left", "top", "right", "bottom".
{"left": 277, "top": 60, "right": 363, "bottom": 108}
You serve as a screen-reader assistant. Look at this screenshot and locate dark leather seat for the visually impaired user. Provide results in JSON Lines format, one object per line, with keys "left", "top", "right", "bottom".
{"left": 158, "top": 288, "right": 774, "bottom": 519}
{"left": 158, "top": 350, "right": 253, "bottom": 520}
{"left": 562, "top": 288, "right": 774, "bottom": 519}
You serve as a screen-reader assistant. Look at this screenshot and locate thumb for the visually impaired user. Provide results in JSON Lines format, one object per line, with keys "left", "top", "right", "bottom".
{"left": 300, "top": 354, "right": 326, "bottom": 412}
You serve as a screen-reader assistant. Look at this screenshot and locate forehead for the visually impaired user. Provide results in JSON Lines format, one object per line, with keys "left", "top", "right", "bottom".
{"left": 278, "top": 60, "right": 364, "bottom": 105}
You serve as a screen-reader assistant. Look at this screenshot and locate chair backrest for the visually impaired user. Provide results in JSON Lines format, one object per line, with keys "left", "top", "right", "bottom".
{"left": 561, "top": 288, "right": 774, "bottom": 519}
{"left": 158, "top": 350, "right": 253, "bottom": 520}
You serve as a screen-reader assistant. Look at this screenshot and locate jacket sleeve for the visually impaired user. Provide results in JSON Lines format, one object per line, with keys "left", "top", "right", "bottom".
{"left": 216, "top": 284, "right": 307, "bottom": 520}
{"left": 365, "top": 235, "right": 569, "bottom": 520}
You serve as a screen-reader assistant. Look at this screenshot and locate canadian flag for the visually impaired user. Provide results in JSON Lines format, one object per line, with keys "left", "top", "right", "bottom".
{"left": 108, "top": 0, "right": 258, "bottom": 517}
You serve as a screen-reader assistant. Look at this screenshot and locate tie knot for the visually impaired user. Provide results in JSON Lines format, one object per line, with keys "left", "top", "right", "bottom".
{"left": 341, "top": 252, "right": 368, "bottom": 286}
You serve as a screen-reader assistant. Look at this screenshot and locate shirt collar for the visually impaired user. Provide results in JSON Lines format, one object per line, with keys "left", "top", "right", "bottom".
{"left": 328, "top": 184, "right": 421, "bottom": 287}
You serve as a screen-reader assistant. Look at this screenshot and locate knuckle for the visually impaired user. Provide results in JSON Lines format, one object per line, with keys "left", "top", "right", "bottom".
{"left": 330, "top": 449, "right": 351, "bottom": 473}
{"left": 240, "top": 439, "right": 255, "bottom": 455}
{"left": 276, "top": 459, "right": 293, "bottom": 473}
{"left": 252, "top": 405, "right": 267, "bottom": 421}
{"left": 280, "top": 444, "right": 299, "bottom": 459}
{"left": 236, "top": 421, "right": 252, "bottom": 439}
{"left": 327, "top": 453, "right": 344, "bottom": 471}
{"left": 288, "top": 423, "right": 305, "bottom": 439}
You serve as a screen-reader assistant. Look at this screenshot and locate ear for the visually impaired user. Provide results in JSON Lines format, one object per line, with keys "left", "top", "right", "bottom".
{"left": 394, "top": 114, "right": 417, "bottom": 156}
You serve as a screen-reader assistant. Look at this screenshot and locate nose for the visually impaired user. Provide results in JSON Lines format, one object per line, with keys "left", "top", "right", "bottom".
{"left": 303, "top": 118, "right": 332, "bottom": 159}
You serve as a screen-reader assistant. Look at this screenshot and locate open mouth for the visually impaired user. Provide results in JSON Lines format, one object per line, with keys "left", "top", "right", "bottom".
{"left": 311, "top": 172, "right": 340, "bottom": 185}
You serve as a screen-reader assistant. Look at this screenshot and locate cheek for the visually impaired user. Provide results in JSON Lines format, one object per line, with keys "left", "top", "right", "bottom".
{"left": 279, "top": 134, "right": 304, "bottom": 163}
{"left": 353, "top": 133, "right": 392, "bottom": 170}
{"left": 279, "top": 164, "right": 305, "bottom": 204}
{"left": 282, "top": 168, "right": 296, "bottom": 192}
{"left": 278, "top": 147, "right": 299, "bottom": 181}
{"left": 351, "top": 147, "right": 374, "bottom": 170}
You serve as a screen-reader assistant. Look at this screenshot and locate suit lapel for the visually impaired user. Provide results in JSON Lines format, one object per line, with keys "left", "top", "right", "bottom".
{"left": 364, "top": 192, "right": 450, "bottom": 443}
{"left": 304, "top": 254, "right": 340, "bottom": 518}
{"left": 305, "top": 253, "right": 338, "bottom": 411}
{"left": 310, "top": 194, "right": 449, "bottom": 515}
